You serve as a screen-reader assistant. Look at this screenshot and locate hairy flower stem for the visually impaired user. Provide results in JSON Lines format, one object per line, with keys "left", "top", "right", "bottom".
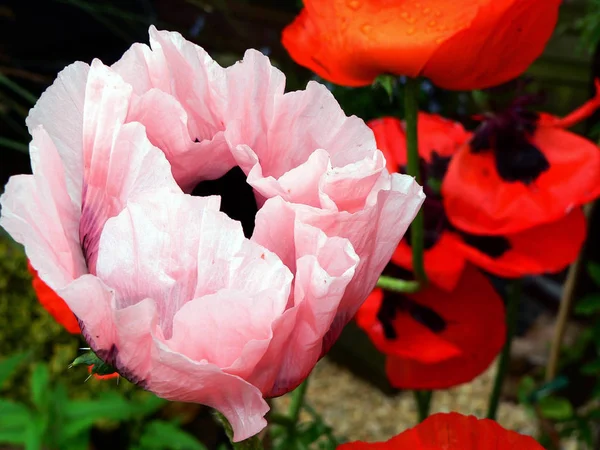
{"left": 213, "top": 411, "right": 265, "bottom": 450}
{"left": 288, "top": 379, "right": 309, "bottom": 425}
{"left": 487, "top": 279, "right": 522, "bottom": 420}
{"left": 414, "top": 390, "right": 432, "bottom": 422}
{"left": 404, "top": 77, "right": 428, "bottom": 285}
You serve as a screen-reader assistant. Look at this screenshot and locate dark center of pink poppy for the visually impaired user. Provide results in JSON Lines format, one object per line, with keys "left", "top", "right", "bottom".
{"left": 191, "top": 166, "right": 258, "bottom": 238}
{"left": 470, "top": 96, "right": 550, "bottom": 184}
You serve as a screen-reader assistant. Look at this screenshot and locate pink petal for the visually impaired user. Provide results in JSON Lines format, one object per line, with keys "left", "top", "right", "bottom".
{"left": 109, "top": 298, "right": 269, "bottom": 442}
{"left": 113, "top": 27, "right": 235, "bottom": 187}
{"left": 126, "top": 89, "right": 232, "bottom": 192}
{"left": 249, "top": 197, "right": 359, "bottom": 395}
{"left": 26, "top": 62, "right": 90, "bottom": 204}
{"left": 0, "top": 127, "right": 86, "bottom": 290}
{"left": 58, "top": 274, "right": 117, "bottom": 354}
{"left": 253, "top": 173, "right": 424, "bottom": 362}
{"left": 95, "top": 188, "right": 291, "bottom": 350}
{"left": 79, "top": 60, "right": 180, "bottom": 273}
{"left": 169, "top": 288, "right": 283, "bottom": 375}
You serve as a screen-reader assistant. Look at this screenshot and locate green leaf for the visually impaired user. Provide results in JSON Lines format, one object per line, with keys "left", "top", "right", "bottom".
{"left": 137, "top": 420, "right": 207, "bottom": 450}
{"left": 70, "top": 350, "right": 117, "bottom": 376}
{"left": 62, "top": 392, "right": 135, "bottom": 438}
{"left": 372, "top": 75, "right": 396, "bottom": 101}
{"left": 538, "top": 396, "right": 574, "bottom": 421}
{"left": 517, "top": 376, "right": 536, "bottom": 405}
{"left": 588, "top": 262, "right": 600, "bottom": 287}
{"left": 296, "top": 421, "right": 332, "bottom": 446}
{"left": 581, "top": 359, "right": 600, "bottom": 375}
{"left": 0, "top": 352, "right": 30, "bottom": 388}
{"left": 574, "top": 294, "right": 600, "bottom": 316}
{"left": 24, "top": 414, "right": 45, "bottom": 450}
{"left": 30, "top": 364, "right": 50, "bottom": 410}
{"left": 528, "top": 376, "right": 569, "bottom": 404}
{"left": 592, "top": 380, "right": 600, "bottom": 400}
{"left": 0, "top": 399, "right": 32, "bottom": 444}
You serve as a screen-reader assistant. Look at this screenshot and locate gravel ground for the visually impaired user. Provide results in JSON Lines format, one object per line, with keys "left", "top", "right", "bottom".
{"left": 273, "top": 357, "right": 537, "bottom": 443}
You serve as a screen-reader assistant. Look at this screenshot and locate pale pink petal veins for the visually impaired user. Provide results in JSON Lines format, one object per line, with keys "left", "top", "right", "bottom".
{"left": 0, "top": 127, "right": 86, "bottom": 290}
{"left": 25, "top": 61, "right": 90, "bottom": 205}
{"left": 79, "top": 60, "right": 181, "bottom": 273}
{"left": 93, "top": 190, "right": 290, "bottom": 440}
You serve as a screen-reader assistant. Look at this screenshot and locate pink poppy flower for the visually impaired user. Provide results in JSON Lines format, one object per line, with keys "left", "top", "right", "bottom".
{"left": 0, "top": 27, "right": 423, "bottom": 441}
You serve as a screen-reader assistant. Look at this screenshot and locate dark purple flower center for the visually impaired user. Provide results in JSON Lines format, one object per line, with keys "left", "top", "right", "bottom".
{"left": 377, "top": 265, "right": 447, "bottom": 338}
{"left": 402, "top": 154, "right": 512, "bottom": 259}
{"left": 470, "top": 96, "right": 550, "bottom": 184}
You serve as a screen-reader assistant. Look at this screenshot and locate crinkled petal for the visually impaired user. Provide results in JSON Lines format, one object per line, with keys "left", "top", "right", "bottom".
{"left": 79, "top": 60, "right": 181, "bottom": 273}
{"left": 0, "top": 128, "right": 86, "bottom": 290}
{"left": 26, "top": 61, "right": 89, "bottom": 204}
{"left": 107, "top": 298, "right": 269, "bottom": 442}
{"left": 126, "top": 89, "right": 232, "bottom": 191}
{"left": 249, "top": 197, "right": 359, "bottom": 395}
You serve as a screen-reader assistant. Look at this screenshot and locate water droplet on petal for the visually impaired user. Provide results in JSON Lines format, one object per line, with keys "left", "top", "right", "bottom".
{"left": 401, "top": 11, "right": 409, "bottom": 19}
{"left": 428, "top": 20, "right": 437, "bottom": 27}
{"left": 347, "top": 0, "right": 361, "bottom": 10}
{"left": 406, "top": 27, "right": 416, "bottom": 35}
{"left": 361, "top": 24, "right": 373, "bottom": 34}
{"left": 423, "top": 7, "right": 431, "bottom": 14}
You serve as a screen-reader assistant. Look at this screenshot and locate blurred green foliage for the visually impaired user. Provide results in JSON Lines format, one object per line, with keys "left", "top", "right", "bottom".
{"left": 0, "top": 231, "right": 139, "bottom": 400}
{"left": 0, "top": 352, "right": 207, "bottom": 450}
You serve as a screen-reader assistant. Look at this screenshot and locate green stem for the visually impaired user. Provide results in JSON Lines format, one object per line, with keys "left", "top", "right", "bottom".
{"left": 288, "top": 379, "right": 309, "bottom": 425}
{"left": 404, "top": 78, "right": 427, "bottom": 284}
{"left": 413, "top": 390, "right": 432, "bottom": 422}
{"left": 487, "top": 279, "right": 521, "bottom": 420}
{"left": 213, "top": 411, "right": 265, "bottom": 449}
{"left": 376, "top": 276, "right": 420, "bottom": 293}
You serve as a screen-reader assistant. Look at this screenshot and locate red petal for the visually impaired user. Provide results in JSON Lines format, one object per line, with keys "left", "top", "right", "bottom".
{"left": 383, "top": 266, "right": 505, "bottom": 389}
{"left": 422, "top": 0, "right": 560, "bottom": 90}
{"left": 282, "top": 1, "right": 558, "bottom": 90}
{"left": 356, "top": 289, "right": 461, "bottom": 363}
{"left": 27, "top": 261, "right": 81, "bottom": 334}
{"left": 443, "top": 127, "right": 600, "bottom": 235}
{"left": 458, "top": 208, "right": 587, "bottom": 277}
{"left": 392, "top": 232, "right": 466, "bottom": 292}
{"left": 368, "top": 114, "right": 469, "bottom": 169}
{"left": 87, "top": 365, "right": 119, "bottom": 381}
{"left": 339, "top": 413, "right": 544, "bottom": 449}
{"left": 282, "top": 1, "right": 480, "bottom": 87}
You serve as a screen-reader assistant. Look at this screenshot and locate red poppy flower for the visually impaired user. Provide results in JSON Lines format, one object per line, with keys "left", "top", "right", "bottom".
{"left": 443, "top": 83, "right": 600, "bottom": 236}
{"left": 28, "top": 262, "right": 118, "bottom": 380}
{"left": 368, "top": 116, "right": 587, "bottom": 281}
{"left": 28, "top": 261, "right": 80, "bottom": 334}
{"left": 369, "top": 115, "right": 470, "bottom": 173}
{"left": 282, "top": 0, "right": 560, "bottom": 90}
{"left": 356, "top": 265, "right": 505, "bottom": 389}
{"left": 338, "top": 412, "right": 544, "bottom": 449}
